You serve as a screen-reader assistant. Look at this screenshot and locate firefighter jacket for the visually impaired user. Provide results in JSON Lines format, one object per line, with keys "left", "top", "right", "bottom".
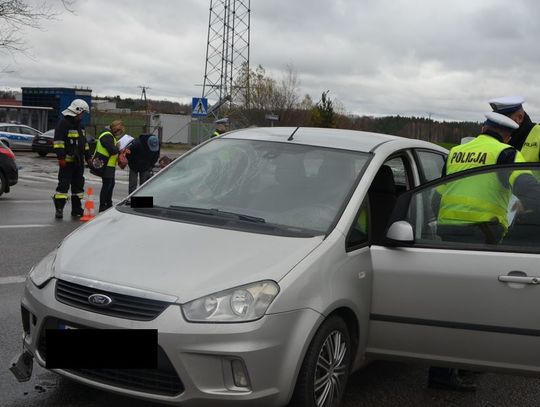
{"left": 53, "top": 115, "right": 90, "bottom": 163}
{"left": 438, "top": 132, "right": 527, "bottom": 231}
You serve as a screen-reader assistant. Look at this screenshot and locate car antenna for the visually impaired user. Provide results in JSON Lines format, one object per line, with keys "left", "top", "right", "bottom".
{"left": 287, "top": 127, "right": 300, "bottom": 141}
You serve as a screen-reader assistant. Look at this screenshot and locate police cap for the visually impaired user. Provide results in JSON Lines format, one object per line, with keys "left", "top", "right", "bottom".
{"left": 488, "top": 96, "right": 524, "bottom": 114}
{"left": 484, "top": 112, "right": 519, "bottom": 130}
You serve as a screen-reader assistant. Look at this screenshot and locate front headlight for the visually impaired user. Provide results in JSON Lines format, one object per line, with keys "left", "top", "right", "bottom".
{"left": 28, "top": 249, "right": 57, "bottom": 288}
{"left": 182, "top": 280, "right": 280, "bottom": 323}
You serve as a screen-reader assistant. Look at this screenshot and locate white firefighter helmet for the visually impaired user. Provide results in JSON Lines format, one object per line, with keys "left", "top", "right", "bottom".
{"left": 62, "top": 99, "right": 90, "bottom": 116}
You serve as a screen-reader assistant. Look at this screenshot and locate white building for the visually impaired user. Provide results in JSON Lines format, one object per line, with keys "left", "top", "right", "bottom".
{"left": 151, "top": 114, "right": 191, "bottom": 144}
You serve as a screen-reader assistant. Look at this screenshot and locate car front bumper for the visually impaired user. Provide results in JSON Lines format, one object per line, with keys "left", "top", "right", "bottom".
{"left": 20, "top": 278, "right": 322, "bottom": 406}
{"left": 31, "top": 142, "right": 53, "bottom": 154}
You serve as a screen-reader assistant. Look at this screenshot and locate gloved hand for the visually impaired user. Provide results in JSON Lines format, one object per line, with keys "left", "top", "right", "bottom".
{"left": 58, "top": 158, "right": 67, "bottom": 169}
{"left": 86, "top": 158, "right": 92, "bottom": 168}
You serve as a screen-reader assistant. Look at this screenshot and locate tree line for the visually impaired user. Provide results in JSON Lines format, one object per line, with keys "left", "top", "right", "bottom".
{"left": 105, "top": 62, "right": 480, "bottom": 146}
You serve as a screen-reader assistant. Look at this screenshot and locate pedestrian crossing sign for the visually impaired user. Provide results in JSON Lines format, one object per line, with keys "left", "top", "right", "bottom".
{"left": 191, "top": 97, "right": 208, "bottom": 118}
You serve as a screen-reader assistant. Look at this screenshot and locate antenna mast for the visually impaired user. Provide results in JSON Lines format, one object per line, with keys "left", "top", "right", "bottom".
{"left": 202, "top": 0, "right": 250, "bottom": 119}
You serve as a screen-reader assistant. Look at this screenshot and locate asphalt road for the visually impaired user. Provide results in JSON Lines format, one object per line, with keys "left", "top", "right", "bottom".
{"left": 1, "top": 151, "right": 540, "bottom": 407}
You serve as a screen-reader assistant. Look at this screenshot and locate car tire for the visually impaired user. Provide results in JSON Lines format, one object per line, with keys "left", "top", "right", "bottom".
{"left": 0, "top": 171, "right": 6, "bottom": 197}
{"left": 290, "top": 315, "right": 351, "bottom": 407}
{"left": 38, "top": 151, "right": 47, "bottom": 157}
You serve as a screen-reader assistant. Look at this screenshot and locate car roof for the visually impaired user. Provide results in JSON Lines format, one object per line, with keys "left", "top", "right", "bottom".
{"left": 223, "top": 126, "right": 446, "bottom": 153}
{"left": 0, "top": 123, "right": 40, "bottom": 130}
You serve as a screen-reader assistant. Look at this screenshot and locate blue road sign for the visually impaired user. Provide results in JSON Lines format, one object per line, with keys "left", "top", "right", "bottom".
{"left": 191, "top": 97, "right": 208, "bottom": 118}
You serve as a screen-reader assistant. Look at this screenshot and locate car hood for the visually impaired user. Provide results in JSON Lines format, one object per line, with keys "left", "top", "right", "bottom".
{"left": 55, "top": 209, "right": 324, "bottom": 303}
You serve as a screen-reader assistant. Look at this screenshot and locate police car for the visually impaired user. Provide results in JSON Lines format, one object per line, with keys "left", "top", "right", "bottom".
{"left": 0, "top": 123, "right": 42, "bottom": 151}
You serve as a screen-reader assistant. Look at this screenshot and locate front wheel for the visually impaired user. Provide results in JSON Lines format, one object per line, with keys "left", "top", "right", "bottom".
{"left": 290, "top": 315, "right": 351, "bottom": 407}
{"left": 38, "top": 151, "right": 47, "bottom": 157}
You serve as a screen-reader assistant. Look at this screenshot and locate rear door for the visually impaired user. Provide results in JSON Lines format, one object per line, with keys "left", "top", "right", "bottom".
{"left": 367, "top": 164, "right": 540, "bottom": 374}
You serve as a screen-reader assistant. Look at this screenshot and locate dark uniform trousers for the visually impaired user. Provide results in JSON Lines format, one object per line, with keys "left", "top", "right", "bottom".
{"left": 57, "top": 162, "right": 85, "bottom": 197}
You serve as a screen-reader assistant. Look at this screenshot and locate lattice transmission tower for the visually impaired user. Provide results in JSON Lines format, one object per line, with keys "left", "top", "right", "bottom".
{"left": 202, "top": 0, "right": 250, "bottom": 119}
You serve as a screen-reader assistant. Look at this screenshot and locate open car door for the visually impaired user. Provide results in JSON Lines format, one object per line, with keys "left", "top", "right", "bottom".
{"left": 367, "top": 163, "right": 540, "bottom": 375}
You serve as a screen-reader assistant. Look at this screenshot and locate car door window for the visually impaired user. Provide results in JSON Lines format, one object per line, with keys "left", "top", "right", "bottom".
{"left": 20, "top": 127, "right": 39, "bottom": 136}
{"left": 389, "top": 163, "right": 540, "bottom": 252}
{"left": 7, "top": 126, "right": 20, "bottom": 133}
{"left": 384, "top": 156, "right": 410, "bottom": 196}
{"left": 415, "top": 150, "right": 446, "bottom": 182}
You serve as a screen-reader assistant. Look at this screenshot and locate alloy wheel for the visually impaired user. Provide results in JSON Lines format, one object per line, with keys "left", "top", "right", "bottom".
{"left": 313, "top": 329, "right": 349, "bottom": 407}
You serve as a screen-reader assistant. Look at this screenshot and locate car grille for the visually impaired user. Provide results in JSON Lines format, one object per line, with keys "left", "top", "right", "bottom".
{"left": 55, "top": 279, "right": 171, "bottom": 321}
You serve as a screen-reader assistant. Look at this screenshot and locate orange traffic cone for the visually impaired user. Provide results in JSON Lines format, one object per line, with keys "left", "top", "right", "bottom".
{"left": 80, "top": 187, "right": 96, "bottom": 222}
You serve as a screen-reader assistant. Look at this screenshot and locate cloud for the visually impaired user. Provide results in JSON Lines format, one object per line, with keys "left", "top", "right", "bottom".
{"left": 2, "top": 0, "right": 540, "bottom": 121}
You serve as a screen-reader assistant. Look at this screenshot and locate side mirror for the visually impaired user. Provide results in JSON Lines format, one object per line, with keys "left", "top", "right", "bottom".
{"left": 386, "top": 221, "right": 414, "bottom": 243}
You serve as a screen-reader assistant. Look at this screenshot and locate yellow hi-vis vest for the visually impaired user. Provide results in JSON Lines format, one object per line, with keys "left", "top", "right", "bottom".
{"left": 438, "top": 134, "right": 526, "bottom": 231}
{"left": 95, "top": 131, "right": 119, "bottom": 168}
{"left": 520, "top": 124, "right": 540, "bottom": 164}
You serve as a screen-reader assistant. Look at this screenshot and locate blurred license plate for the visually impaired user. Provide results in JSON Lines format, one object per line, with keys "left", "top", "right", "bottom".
{"left": 37, "top": 140, "right": 47, "bottom": 144}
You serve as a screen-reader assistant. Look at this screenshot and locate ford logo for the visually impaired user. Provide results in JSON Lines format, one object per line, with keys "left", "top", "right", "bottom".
{"left": 88, "top": 294, "right": 113, "bottom": 307}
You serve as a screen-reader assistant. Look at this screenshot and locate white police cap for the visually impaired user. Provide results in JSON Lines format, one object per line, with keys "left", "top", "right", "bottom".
{"left": 488, "top": 96, "right": 524, "bottom": 114}
{"left": 484, "top": 111, "right": 519, "bottom": 130}
{"left": 215, "top": 118, "right": 229, "bottom": 125}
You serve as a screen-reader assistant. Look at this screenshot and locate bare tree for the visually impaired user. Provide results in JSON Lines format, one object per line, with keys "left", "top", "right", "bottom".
{"left": 0, "top": 0, "right": 75, "bottom": 53}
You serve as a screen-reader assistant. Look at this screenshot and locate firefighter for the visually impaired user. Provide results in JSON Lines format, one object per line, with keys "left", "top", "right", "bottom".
{"left": 52, "top": 99, "right": 91, "bottom": 219}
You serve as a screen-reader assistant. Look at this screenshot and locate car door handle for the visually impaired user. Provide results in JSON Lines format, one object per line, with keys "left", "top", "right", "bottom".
{"left": 498, "top": 275, "right": 540, "bottom": 285}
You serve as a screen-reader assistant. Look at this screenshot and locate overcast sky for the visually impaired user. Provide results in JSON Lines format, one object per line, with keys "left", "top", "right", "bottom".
{"left": 2, "top": 0, "right": 540, "bottom": 122}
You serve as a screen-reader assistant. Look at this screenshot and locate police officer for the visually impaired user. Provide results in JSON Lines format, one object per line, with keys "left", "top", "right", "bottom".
{"left": 94, "top": 120, "right": 124, "bottom": 212}
{"left": 52, "top": 99, "right": 91, "bottom": 219}
{"left": 211, "top": 118, "right": 228, "bottom": 138}
{"left": 489, "top": 97, "right": 540, "bottom": 239}
{"left": 489, "top": 96, "right": 540, "bottom": 163}
{"left": 436, "top": 112, "right": 528, "bottom": 244}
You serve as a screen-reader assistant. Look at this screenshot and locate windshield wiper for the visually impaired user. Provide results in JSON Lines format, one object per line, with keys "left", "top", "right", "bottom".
{"left": 168, "top": 206, "right": 266, "bottom": 223}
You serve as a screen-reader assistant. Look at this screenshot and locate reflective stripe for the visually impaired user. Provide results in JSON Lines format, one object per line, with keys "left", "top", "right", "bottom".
{"left": 84, "top": 143, "right": 89, "bottom": 151}
{"left": 72, "top": 193, "right": 84, "bottom": 199}
{"left": 53, "top": 141, "right": 65, "bottom": 148}
{"left": 439, "top": 210, "right": 498, "bottom": 224}
{"left": 65, "top": 155, "right": 76, "bottom": 163}
{"left": 54, "top": 193, "right": 68, "bottom": 200}
{"left": 440, "top": 195, "right": 507, "bottom": 220}
{"left": 67, "top": 130, "right": 79, "bottom": 138}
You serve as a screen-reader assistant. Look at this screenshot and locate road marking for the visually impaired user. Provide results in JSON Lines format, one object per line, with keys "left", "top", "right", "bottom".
{"left": 0, "top": 200, "right": 52, "bottom": 204}
{"left": 18, "top": 174, "right": 129, "bottom": 185}
{"left": 0, "top": 276, "right": 26, "bottom": 285}
{"left": 0, "top": 224, "right": 54, "bottom": 229}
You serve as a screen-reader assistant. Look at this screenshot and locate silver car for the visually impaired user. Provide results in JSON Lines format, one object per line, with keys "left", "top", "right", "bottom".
{"left": 0, "top": 123, "right": 41, "bottom": 151}
{"left": 16, "top": 127, "right": 540, "bottom": 406}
